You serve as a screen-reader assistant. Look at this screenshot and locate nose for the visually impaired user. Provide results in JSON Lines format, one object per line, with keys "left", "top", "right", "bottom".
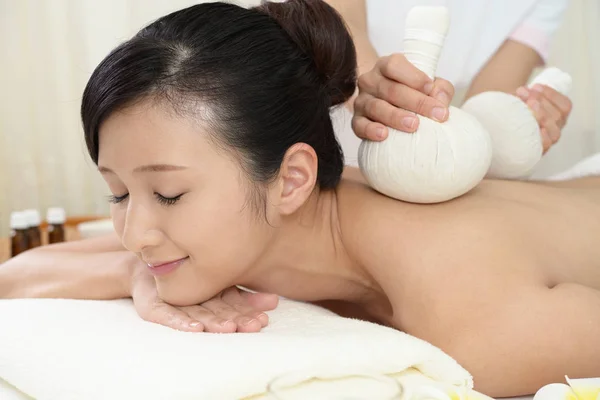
{"left": 120, "top": 201, "right": 164, "bottom": 254}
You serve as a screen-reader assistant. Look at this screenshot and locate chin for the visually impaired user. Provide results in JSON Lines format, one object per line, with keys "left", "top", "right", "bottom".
{"left": 156, "top": 282, "right": 216, "bottom": 307}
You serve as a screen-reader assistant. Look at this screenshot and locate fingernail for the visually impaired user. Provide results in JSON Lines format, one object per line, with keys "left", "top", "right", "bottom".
{"left": 189, "top": 321, "right": 201, "bottom": 327}
{"left": 424, "top": 82, "right": 434, "bottom": 94}
{"left": 435, "top": 91, "right": 450, "bottom": 105}
{"left": 376, "top": 127, "right": 386, "bottom": 140}
{"left": 402, "top": 116, "right": 417, "bottom": 130}
{"left": 531, "top": 84, "right": 544, "bottom": 93}
{"left": 516, "top": 87, "right": 529, "bottom": 100}
{"left": 431, "top": 107, "right": 447, "bottom": 122}
{"left": 530, "top": 100, "right": 540, "bottom": 112}
{"left": 239, "top": 317, "right": 256, "bottom": 326}
{"left": 220, "top": 319, "right": 234, "bottom": 327}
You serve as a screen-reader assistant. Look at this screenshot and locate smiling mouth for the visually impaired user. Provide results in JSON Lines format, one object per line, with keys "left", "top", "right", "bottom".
{"left": 145, "top": 257, "right": 189, "bottom": 276}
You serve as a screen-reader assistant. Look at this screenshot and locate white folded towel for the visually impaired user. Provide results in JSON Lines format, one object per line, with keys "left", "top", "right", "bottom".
{"left": 545, "top": 152, "right": 600, "bottom": 181}
{"left": 0, "top": 298, "right": 473, "bottom": 400}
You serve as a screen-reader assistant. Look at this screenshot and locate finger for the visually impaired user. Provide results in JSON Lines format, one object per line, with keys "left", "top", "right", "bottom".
{"left": 352, "top": 93, "right": 390, "bottom": 140}
{"left": 238, "top": 291, "right": 279, "bottom": 312}
{"left": 200, "top": 293, "right": 257, "bottom": 326}
{"left": 372, "top": 74, "right": 448, "bottom": 122}
{"left": 357, "top": 93, "right": 420, "bottom": 133}
{"left": 526, "top": 98, "right": 556, "bottom": 153}
{"left": 527, "top": 96, "right": 546, "bottom": 126}
{"left": 351, "top": 114, "right": 389, "bottom": 141}
{"left": 539, "top": 98, "right": 562, "bottom": 140}
{"left": 527, "top": 96, "right": 561, "bottom": 142}
{"left": 543, "top": 120, "right": 561, "bottom": 145}
{"left": 221, "top": 287, "right": 270, "bottom": 329}
{"left": 528, "top": 91, "right": 562, "bottom": 125}
{"left": 530, "top": 84, "right": 572, "bottom": 117}
{"left": 377, "top": 54, "right": 433, "bottom": 93}
{"left": 183, "top": 306, "right": 237, "bottom": 333}
{"left": 430, "top": 77, "right": 454, "bottom": 107}
{"left": 144, "top": 303, "right": 205, "bottom": 332}
{"left": 515, "top": 86, "right": 530, "bottom": 102}
{"left": 201, "top": 299, "right": 262, "bottom": 333}
{"left": 541, "top": 128, "right": 553, "bottom": 154}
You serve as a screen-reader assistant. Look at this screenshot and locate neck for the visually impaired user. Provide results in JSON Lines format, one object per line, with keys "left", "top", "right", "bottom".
{"left": 239, "top": 187, "right": 382, "bottom": 307}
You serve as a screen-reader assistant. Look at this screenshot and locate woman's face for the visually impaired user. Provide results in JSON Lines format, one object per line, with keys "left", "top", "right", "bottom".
{"left": 98, "top": 100, "right": 276, "bottom": 306}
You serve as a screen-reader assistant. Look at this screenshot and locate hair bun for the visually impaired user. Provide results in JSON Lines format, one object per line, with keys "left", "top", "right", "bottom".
{"left": 256, "top": 0, "right": 357, "bottom": 106}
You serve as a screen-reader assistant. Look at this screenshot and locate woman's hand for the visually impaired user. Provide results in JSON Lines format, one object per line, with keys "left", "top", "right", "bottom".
{"left": 516, "top": 84, "right": 573, "bottom": 153}
{"left": 352, "top": 53, "right": 455, "bottom": 141}
{"left": 130, "top": 266, "right": 278, "bottom": 333}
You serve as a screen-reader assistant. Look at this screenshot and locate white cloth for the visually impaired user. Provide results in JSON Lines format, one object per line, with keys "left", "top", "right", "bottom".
{"left": 544, "top": 151, "right": 600, "bottom": 180}
{"left": 366, "top": 0, "right": 569, "bottom": 90}
{"left": 0, "top": 298, "right": 475, "bottom": 400}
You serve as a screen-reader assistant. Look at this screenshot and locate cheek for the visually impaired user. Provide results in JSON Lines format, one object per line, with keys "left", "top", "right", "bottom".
{"left": 179, "top": 186, "right": 271, "bottom": 265}
{"left": 110, "top": 205, "right": 126, "bottom": 240}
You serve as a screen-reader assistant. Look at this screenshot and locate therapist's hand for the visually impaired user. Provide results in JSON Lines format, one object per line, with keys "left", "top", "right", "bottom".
{"left": 130, "top": 266, "right": 278, "bottom": 333}
{"left": 516, "top": 84, "right": 572, "bottom": 153}
{"left": 352, "top": 53, "right": 455, "bottom": 141}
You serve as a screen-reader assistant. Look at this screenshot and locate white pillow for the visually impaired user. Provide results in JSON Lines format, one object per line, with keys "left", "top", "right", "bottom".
{"left": 0, "top": 298, "right": 479, "bottom": 400}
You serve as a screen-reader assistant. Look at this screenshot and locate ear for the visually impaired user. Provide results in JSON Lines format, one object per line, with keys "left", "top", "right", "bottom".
{"left": 273, "top": 143, "right": 318, "bottom": 215}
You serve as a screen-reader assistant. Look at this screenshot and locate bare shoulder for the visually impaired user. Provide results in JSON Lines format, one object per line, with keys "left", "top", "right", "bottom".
{"left": 336, "top": 171, "right": 542, "bottom": 331}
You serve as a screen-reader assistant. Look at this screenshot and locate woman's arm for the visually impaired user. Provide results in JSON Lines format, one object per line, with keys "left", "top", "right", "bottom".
{"left": 0, "top": 234, "right": 279, "bottom": 333}
{"left": 0, "top": 237, "right": 134, "bottom": 299}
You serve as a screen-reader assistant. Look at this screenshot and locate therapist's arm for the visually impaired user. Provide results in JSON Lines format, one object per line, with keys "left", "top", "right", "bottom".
{"left": 324, "top": 0, "right": 378, "bottom": 81}
{"left": 464, "top": 39, "right": 542, "bottom": 100}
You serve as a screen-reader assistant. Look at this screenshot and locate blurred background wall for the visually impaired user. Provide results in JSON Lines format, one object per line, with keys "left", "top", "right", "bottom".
{"left": 0, "top": 0, "right": 598, "bottom": 235}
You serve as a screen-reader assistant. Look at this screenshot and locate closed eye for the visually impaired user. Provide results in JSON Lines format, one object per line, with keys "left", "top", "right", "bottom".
{"left": 107, "top": 193, "right": 129, "bottom": 204}
{"left": 155, "top": 193, "right": 184, "bottom": 206}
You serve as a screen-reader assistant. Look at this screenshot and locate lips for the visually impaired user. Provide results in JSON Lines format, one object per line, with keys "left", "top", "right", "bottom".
{"left": 146, "top": 257, "right": 188, "bottom": 276}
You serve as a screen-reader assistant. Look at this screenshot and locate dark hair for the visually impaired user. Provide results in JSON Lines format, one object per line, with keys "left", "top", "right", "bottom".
{"left": 81, "top": 0, "right": 357, "bottom": 191}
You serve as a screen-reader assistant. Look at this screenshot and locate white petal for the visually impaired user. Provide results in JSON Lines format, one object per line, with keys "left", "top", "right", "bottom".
{"left": 566, "top": 376, "right": 600, "bottom": 400}
{"left": 533, "top": 383, "right": 578, "bottom": 400}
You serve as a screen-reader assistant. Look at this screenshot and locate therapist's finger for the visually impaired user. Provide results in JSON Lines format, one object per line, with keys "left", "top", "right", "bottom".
{"left": 351, "top": 115, "right": 389, "bottom": 141}
{"left": 430, "top": 77, "right": 455, "bottom": 107}
{"left": 376, "top": 54, "right": 434, "bottom": 93}
{"left": 362, "top": 72, "right": 448, "bottom": 122}
{"left": 540, "top": 128, "right": 553, "bottom": 154}
{"left": 352, "top": 92, "right": 390, "bottom": 140}
{"left": 528, "top": 98, "right": 561, "bottom": 153}
{"left": 540, "top": 98, "right": 562, "bottom": 141}
{"left": 530, "top": 84, "right": 572, "bottom": 120}
{"left": 528, "top": 95, "right": 561, "bottom": 138}
{"left": 353, "top": 93, "right": 420, "bottom": 138}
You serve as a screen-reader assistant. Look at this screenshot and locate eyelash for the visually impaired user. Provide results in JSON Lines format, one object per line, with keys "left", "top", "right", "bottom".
{"left": 107, "top": 193, "right": 183, "bottom": 206}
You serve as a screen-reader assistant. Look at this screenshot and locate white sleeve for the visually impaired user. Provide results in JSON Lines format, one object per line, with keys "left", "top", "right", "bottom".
{"left": 508, "top": 0, "right": 570, "bottom": 62}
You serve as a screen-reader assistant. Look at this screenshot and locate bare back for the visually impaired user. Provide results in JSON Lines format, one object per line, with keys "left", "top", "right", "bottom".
{"left": 336, "top": 168, "right": 600, "bottom": 396}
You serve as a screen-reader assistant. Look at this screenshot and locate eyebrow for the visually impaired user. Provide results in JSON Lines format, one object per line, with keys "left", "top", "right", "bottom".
{"left": 98, "top": 164, "right": 188, "bottom": 174}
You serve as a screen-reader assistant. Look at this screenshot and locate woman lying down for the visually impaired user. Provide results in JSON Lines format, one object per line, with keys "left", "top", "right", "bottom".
{"left": 1, "top": 1, "right": 598, "bottom": 398}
